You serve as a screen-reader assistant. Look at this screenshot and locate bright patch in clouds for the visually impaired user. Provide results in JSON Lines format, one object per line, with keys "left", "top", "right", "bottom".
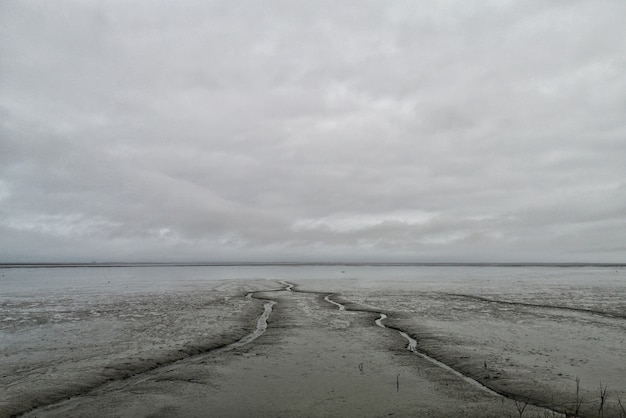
{"left": 293, "top": 211, "right": 435, "bottom": 233}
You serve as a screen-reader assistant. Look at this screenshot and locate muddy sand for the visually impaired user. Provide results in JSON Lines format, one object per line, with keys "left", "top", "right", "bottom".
{"left": 4, "top": 275, "right": 626, "bottom": 417}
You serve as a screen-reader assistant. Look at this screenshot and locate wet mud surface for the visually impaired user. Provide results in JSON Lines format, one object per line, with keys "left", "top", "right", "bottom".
{"left": 3, "top": 270, "right": 626, "bottom": 417}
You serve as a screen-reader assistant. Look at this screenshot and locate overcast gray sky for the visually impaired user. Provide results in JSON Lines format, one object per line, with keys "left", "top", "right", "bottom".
{"left": 1, "top": 0, "right": 625, "bottom": 263}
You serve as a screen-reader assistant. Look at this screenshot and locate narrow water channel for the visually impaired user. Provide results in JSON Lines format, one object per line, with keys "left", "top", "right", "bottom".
{"left": 227, "top": 300, "right": 276, "bottom": 350}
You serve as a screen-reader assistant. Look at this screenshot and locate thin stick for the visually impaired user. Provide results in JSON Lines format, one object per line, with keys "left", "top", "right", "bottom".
{"left": 618, "top": 398, "right": 626, "bottom": 418}
{"left": 514, "top": 398, "right": 528, "bottom": 418}
{"left": 598, "top": 383, "right": 607, "bottom": 418}
{"left": 573, "top": 376, "right": 582, "bottom": 417}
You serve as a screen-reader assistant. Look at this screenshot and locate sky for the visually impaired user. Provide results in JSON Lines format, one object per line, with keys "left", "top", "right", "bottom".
{"left": 1, "top": 0, "right": 625, "bottom": 263}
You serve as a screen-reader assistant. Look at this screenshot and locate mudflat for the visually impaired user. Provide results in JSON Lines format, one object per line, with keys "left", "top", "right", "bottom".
{"left": 24, "top": 284, "right": 555, "bottom": 417}
{"left": 4, "top": 267, "right": 626, "bottom": 417}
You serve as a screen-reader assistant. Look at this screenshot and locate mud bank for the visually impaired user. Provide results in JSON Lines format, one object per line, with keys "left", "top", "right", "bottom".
{"left": 5, "top": 267, "right": 625, "bottom": 417}
{"left": 23, "top": 282, "right": 559, "bottom": 418}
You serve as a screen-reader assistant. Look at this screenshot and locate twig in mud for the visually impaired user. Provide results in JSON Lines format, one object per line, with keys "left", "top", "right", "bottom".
{"left": 618, "top": 398, "right": 626, "bottom": 418}
{"left": 514, "top": 398, "right": 529, "bottom": 418}
{"left": 598, "top": 383, "right": 607, "bottom": 418}
{"left": 484, "top": 360, "right": 492, "bottom": 380}
{"left": 570, "top": 376, "right": 583, "bottom": 417}
{"left": 396, "top": 374, "right": 400, "bottom": 392}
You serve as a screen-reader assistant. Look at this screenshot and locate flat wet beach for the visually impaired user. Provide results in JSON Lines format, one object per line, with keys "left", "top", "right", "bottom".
{"left": 2, "top": 265, "right": 625, "bottom": 417}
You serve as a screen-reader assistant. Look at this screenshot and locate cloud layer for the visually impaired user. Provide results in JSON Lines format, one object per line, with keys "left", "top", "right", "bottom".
{"left": 1, "top": 0, "right": 625, "bottom": 262}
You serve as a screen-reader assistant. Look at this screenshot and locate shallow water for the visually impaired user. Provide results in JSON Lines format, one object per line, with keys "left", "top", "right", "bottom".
{"left": 3, "top": 263, "right": 624, "bottom": 295}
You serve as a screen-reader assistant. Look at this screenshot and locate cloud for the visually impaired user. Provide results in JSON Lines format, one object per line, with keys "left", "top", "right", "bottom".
{"left": 1, "top": 0, "right": 625, "bottom": 262}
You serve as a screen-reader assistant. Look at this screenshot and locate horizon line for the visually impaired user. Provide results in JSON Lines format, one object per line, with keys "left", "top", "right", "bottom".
{"left": 1, "top": 261, "right": 625, "bottom": 269}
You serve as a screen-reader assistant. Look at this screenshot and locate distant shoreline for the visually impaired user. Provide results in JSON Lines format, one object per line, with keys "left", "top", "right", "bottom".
{"left": 1, "top": 262, "right": 624, "bottom": 269}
